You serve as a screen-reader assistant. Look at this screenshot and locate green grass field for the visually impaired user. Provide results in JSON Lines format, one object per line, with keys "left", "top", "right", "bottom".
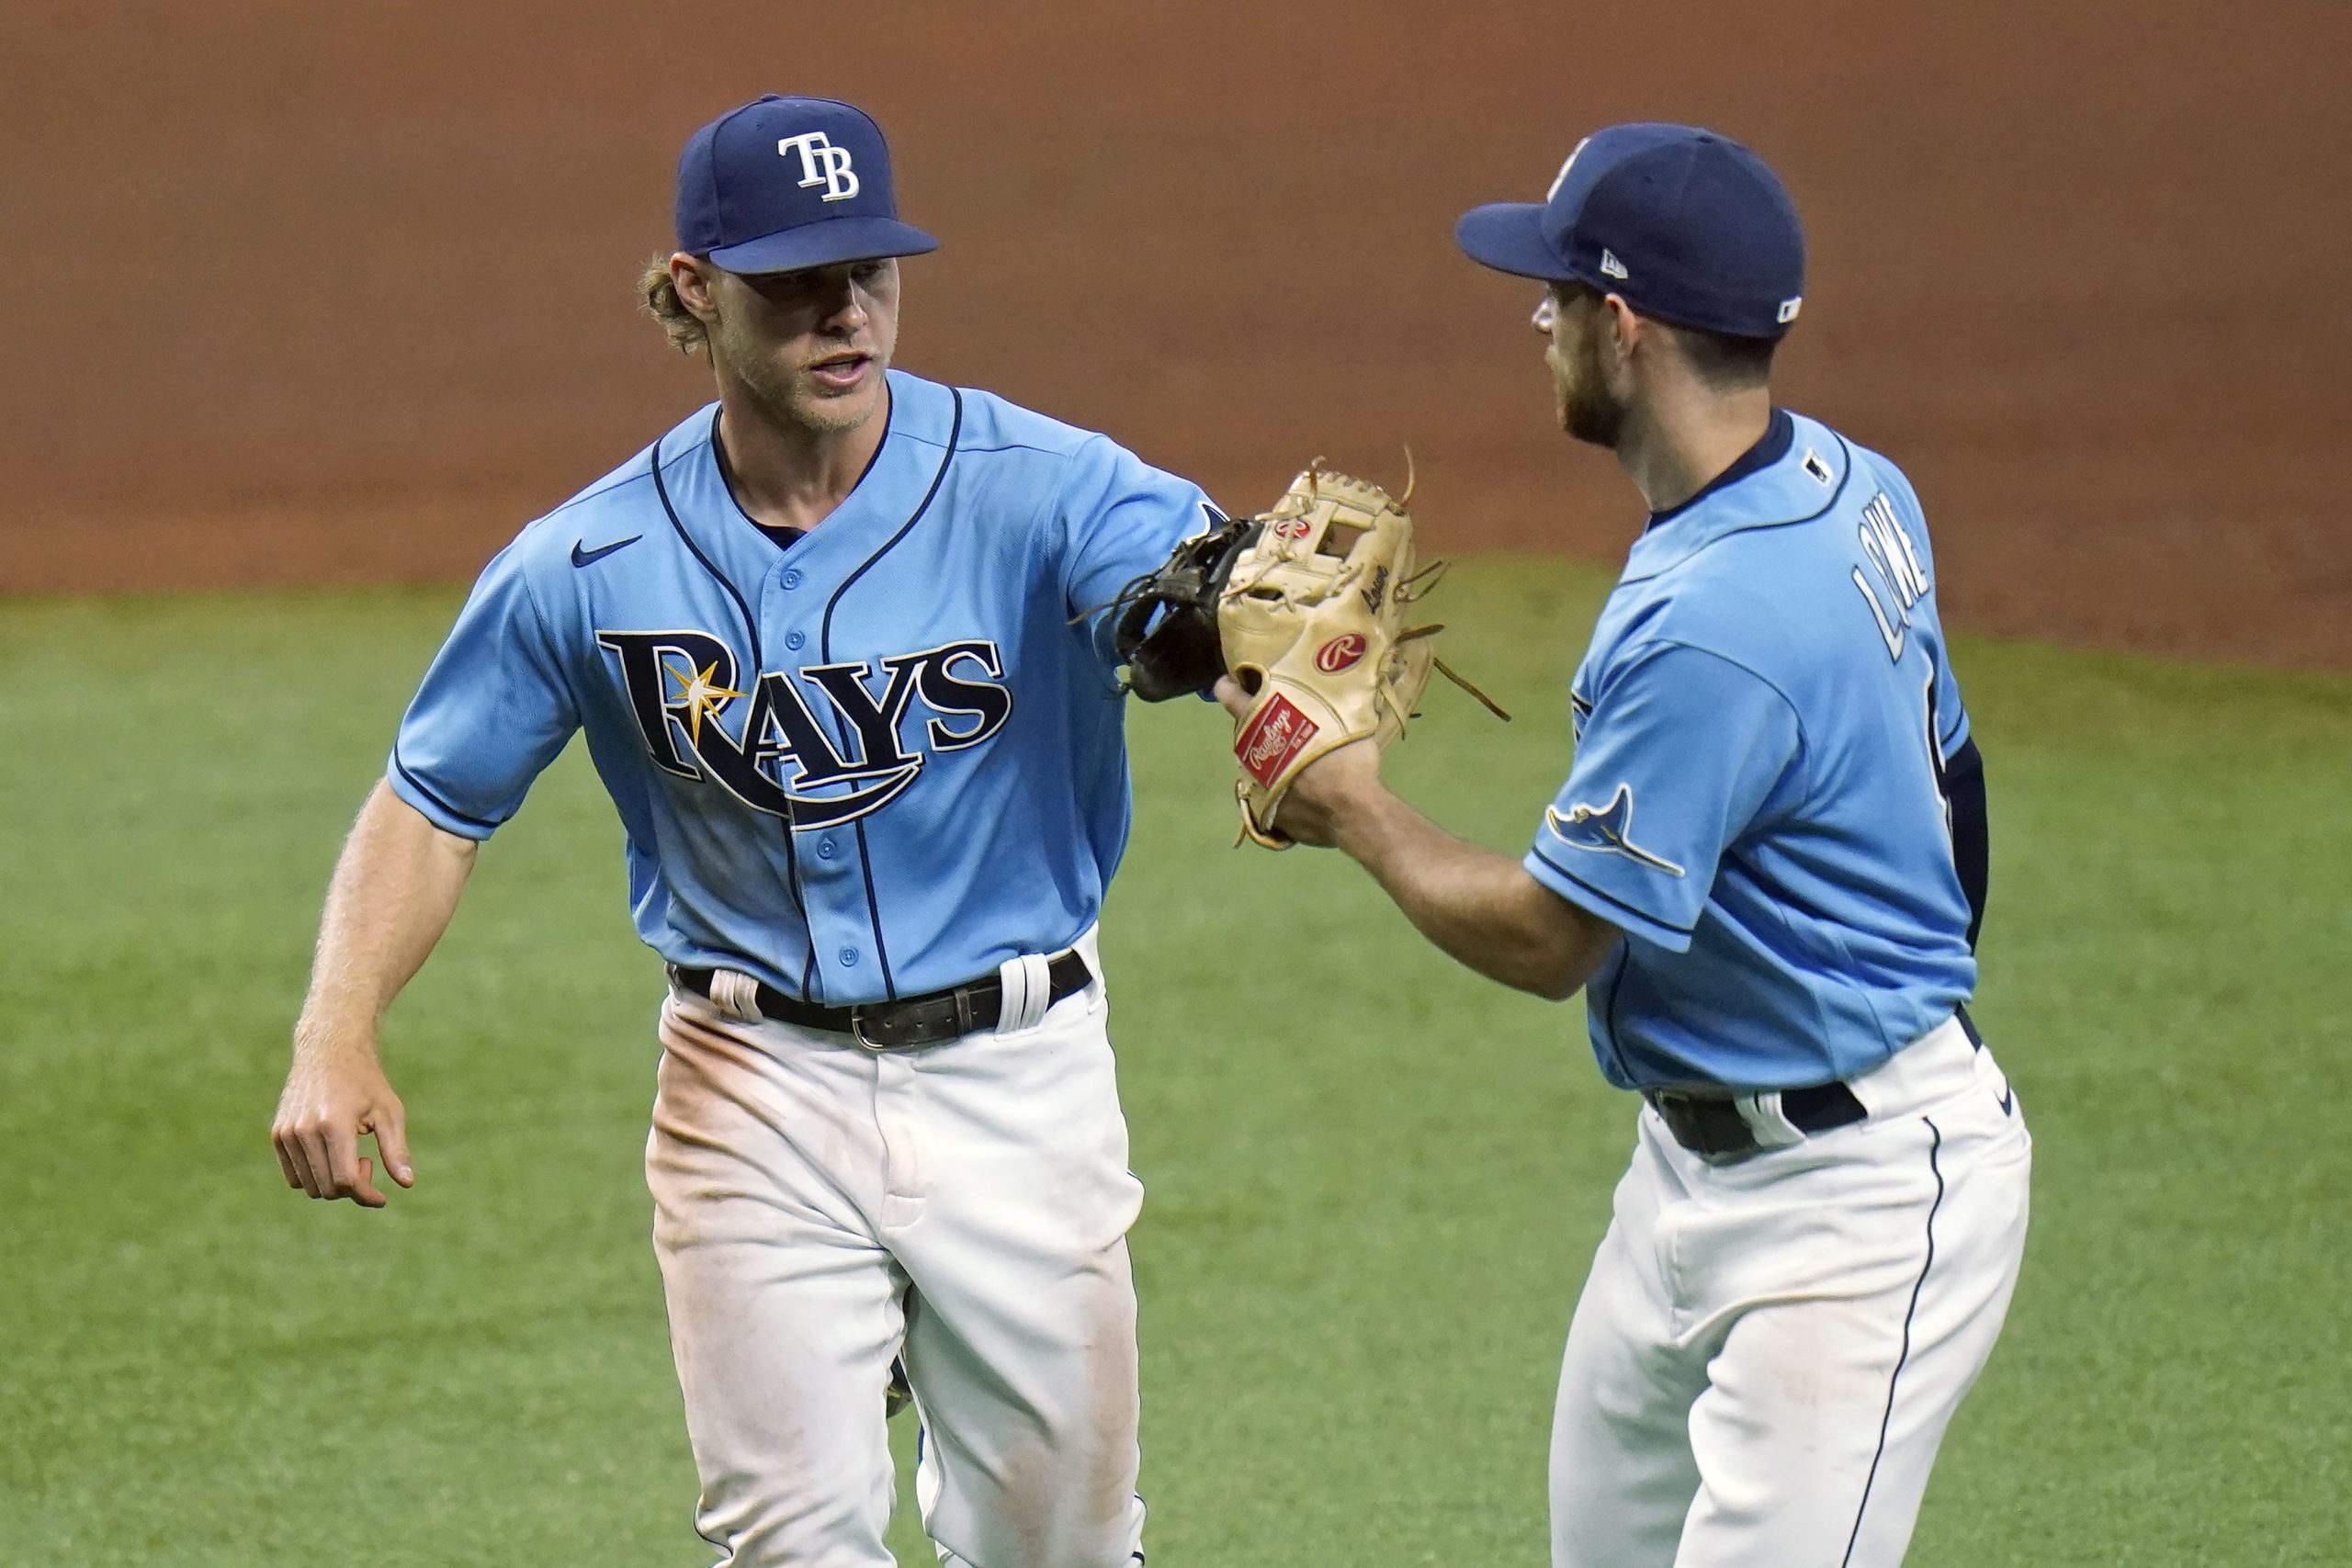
{"left": 3, "top": 558, "right": 2347, "bottom": 1564}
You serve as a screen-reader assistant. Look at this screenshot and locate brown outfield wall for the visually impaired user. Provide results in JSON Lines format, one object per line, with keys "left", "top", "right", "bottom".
{"left": 2, "top": 1, "right": 2346, "bottom": 669}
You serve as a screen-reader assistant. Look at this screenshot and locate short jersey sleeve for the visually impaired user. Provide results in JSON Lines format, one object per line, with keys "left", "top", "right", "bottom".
{"left": 1055, "top": 434, "right": 1225, "bottom": 673}
{"left": 387, "top": 543, "right": 582, "bottom": 840}
{"left": 1524, "top": 641, "right": 1802, "bottom": 952}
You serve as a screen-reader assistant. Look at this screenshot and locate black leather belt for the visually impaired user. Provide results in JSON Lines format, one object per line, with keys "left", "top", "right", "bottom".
{"left": 671, "top": 952, "right": 1092, "bottom": 1052}
{"left": 1644, "top": 1010, "right": 1984, "bottom": 1159}
{"left": 1645, "top": 1079, "right": 1867, "bottom": 1159}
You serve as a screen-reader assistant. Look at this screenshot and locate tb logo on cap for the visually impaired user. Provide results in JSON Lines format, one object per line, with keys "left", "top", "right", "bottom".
{"left": 777, "top": 131, "right": 860, "bottom": 202}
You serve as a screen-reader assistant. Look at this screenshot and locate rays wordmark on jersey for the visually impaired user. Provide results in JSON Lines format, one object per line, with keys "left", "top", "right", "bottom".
{"left": 596, "top": 629, "right": 1012, "bottom": 828}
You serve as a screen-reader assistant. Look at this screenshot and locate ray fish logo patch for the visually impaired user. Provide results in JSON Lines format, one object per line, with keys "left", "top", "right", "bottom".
{"left": 1544, "top": 783, "right": 1685, "bottom": 877}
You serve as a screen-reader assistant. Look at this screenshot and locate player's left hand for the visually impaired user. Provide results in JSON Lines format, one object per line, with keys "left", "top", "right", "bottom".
{"left": 1213, "top": 676, "right": 1383, "bottom": 848}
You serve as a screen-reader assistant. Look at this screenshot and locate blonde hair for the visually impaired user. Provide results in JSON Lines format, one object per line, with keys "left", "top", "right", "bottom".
{"left": 640, "top": 256, "right": 707, "bottom": 355}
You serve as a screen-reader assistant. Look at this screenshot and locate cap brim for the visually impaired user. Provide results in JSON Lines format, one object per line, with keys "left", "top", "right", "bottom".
{"left": 707, "top": 216, "right": 939, "bottom": 275}
{"left": 1454, "top": 202, "right": 1575, "bottom": 281}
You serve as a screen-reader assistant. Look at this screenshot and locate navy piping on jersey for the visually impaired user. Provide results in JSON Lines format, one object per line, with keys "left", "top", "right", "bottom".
{"left": 648, "top": 426, "right": 818, "bottom": 994}
{"left": 711, "top": 398, "right": 888, "bottom": 556}
{"left": 1841, "top": 1117, "right": 1945, "bottom": 1567}
{"left": 1530, "top": 843, "right": 1698, "bottom": 937}
{"left": 817, "top": 387, "right": 966, "bottom": 1003}
{"left": 390, "top": 751, "right": 503, "bottom": 835}
{"left": 849, "top": 829, "right": 894, "bottom": 998}
{"left": 1625, "top": 433, "right": 1860, "bottom": 584}
{"left": 1645, "top": 408, "right": 1794, "bottom": 532}
{"left": 818, "top": 389, "right": 966, "bottom": 658}
{"left": 536, "top": 437, "right": 686, "bottom": 525}
{"left": 1598, "top": 942, "right": 1637, "bottom": 1084}
{"left": 652, "top": 424, "right": 766, "bottom": 674}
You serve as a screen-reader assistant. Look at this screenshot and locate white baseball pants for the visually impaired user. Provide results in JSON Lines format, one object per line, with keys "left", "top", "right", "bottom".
{"left": 1550, "top": 1016, "right": 2031, "bottom": 1568}
{"left": 645, "top": 943, "right": 1146, "bottom": 1568}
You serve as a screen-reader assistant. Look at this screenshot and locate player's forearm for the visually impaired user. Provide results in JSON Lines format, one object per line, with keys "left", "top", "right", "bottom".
{"left": 294, "top": 781, "right": 478, "bottom": 1054}
{"left": 1330, "top": 785, "right": 1617, "bottom": 1000}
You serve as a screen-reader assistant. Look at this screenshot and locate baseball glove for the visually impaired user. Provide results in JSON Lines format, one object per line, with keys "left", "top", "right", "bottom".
{"left": 1108, "top": 457, "right": 1505, "bottom": 848}
{"left": 1107, "top": 513, "right": 1261, "bottom": 702}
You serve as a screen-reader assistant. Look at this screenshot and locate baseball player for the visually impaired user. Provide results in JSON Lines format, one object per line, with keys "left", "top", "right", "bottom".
{"left": 1224, "top": 124, "right": 2030, "bottom": 1565}
{"left": 269, "top": 95, "right": 1222, "bottom": 1567}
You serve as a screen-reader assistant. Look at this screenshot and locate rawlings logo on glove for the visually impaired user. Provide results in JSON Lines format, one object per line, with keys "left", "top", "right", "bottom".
{"left": 1237, "top": 694, "right": 1322, "bottom": 785}
{"left": 1315, "top": 635, "right": 1367, "bottom": 672}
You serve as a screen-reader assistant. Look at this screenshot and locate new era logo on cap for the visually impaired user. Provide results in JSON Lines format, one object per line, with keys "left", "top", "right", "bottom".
{"left": 1454, "top": 122, "right": 1807, "bottom": 340}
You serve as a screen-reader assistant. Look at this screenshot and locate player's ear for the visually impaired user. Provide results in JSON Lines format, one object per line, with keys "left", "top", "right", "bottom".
{"left": 1593, "top": 292, "right": 1631, "bottom": 364}
{"left": 670, "top": 253, "right": 723, "bottom": 324}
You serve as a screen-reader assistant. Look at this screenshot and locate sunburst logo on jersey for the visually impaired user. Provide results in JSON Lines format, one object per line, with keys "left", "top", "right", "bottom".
{"left": 664, "top": 658, "right": 745, "bottom": 747}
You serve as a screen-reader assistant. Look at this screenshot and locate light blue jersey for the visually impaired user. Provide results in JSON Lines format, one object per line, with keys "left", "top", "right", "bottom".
{"left": 1525, "top": 410, "right": 1976, "bottom": 1092}
{"left": 390, "top": 369, "right": 1218, "bottom": 1003}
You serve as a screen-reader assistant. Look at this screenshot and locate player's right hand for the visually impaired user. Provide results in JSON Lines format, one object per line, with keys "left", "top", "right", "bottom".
{"left": 271, "top": 1041, "right": 414, "bottom": 1208}
{"left": 1213, "top": 676, "right": 1384, "bottom": 849}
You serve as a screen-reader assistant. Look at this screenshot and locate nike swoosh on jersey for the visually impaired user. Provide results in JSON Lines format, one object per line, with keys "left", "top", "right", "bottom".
{"left": 571, "top": 535, "right": 643, "bottom": 568}
{"left": 1544, "top": 784, "right": 1686, "bottom": 878}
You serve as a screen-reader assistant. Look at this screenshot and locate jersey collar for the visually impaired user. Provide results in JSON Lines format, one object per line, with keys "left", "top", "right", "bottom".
{"left": 1644, "top": 408, "right": 1793, "bottom": 533}
{"left": 1619, "top": 410, "right": 1853, "bottom": 584}
{"left": 650, "top": 370, "right": 960, "bottom": 606}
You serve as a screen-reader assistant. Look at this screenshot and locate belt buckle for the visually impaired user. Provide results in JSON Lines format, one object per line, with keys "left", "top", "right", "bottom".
{"left": 848, "top": 1006, "right": 891, "bottom": 1053}
{"left": 849, "top": 1006, "right": 931, "bottom": 1054}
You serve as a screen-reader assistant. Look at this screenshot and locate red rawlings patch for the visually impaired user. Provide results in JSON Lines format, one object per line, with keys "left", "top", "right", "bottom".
{"left": 1315, "top": 634, "right": 1367, "bottom": 673}
{"left": 1236, "top": 693, "right": 1321, "bottom": 785}
{"left": 1270, "top": 517, "right": 1313, "bottom": 540}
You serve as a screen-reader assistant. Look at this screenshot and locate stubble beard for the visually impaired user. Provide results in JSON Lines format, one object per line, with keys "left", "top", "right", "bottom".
{"left": 712, "top": 310, "right": 884, "bottom": 435}
{"left": 1555, "top": 330, "right": 1625, "bottom": 449}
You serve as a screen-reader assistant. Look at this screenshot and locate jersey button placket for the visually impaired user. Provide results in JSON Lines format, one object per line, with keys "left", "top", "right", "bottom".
{"left": 761, "top": 567, "right": 840, "bottom": 986}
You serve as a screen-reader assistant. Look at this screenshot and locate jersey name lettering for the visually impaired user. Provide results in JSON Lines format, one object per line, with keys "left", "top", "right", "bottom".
{"left": 595, "top": 629, "right": 1012, "bottom": 828}
{"left": 1849, "top": 491, "right": 1929, "bottom": 661}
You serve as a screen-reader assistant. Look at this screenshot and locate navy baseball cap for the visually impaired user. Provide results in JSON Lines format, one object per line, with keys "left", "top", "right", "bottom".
{"left": 1455, "top": 123, "right": 1805, "bottom": 338}
{"left": 673, "top": 96, "right": 938, "bottom": 275}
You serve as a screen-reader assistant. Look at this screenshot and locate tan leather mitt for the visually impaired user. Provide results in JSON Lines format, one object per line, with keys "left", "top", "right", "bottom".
{"left": 1219, "top": 461, "right": 1503, "bottom": 849}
